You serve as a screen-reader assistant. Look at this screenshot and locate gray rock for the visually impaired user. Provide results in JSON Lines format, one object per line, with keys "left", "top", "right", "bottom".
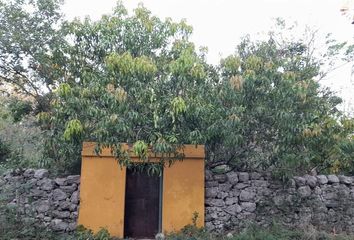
{"left": 68, "top": 222, "right": 77, "bottom": 231}
{"left": 66, "top": 175, "right": 80, "bottom": 185}
{"left": 34, "top": 169, "right": 49, "bottom": 179}
{"left": 30, "top": 188, "right": 45, "bottom": 197}
{"left": 23, "top": 169, "right": 35, "bottom": 178}
{"left": 53, "top": 189, "right": 67, "bottom": 201}
{"left": 55, "top": 178, "right": 67, "bottom": 186}
{"left": 234, "top": 183, "right": 249, "bottom": 190}
{"left": 36, "top": 200, "right": 50, "bottom": 213}
{"left": 298, "top": 186, "right": 311, "bottom": 197}
{"left": 206, "top": 187, "right": 218, "bottom": 198}
{"left": 305, "top": 175, "right": 317, "bottom": 188}
{"left": 71, "top": 191, "right": 80, "bottom": 204}
{"left": 224, "top": 204, "right": 242, "bottom": 215}
{"left": 225, "top": 197, "right": 238, "bottom": 206}
{"left": 339, "top": 175, "right": 352, "bottom": 185}
{"left": 238, "top": 172, "right": 249, "bottom": 182}
{"left": 214, "top": 174, "right": 227, "bottom": 183}
{"left": 52, "top": 210, "right": 70, "bottom": 219}
{"left": 253, "top": 180, "right": 269, "bottom": 187}
{"left": 60, "top": 184, "right": 77, "bottom": 193}
{"left": 155, "top": 233, "right": 165, "bottom": 240}
{"left": 327, "top": 175, "right": 339, "bottom": 184}
{"left": 317, "top": 175, "right": 328, "bottom": 185}
{"left": 58, "top": 201, "right": 71, "bottom": 210}
{"left": 51, "top": 219, "right": 68, "bottom": 231}
{"left": 293, "top": 176, "right": 306, "bottom": 186}
{"left": 241, "top": 202, "right": 256, "bottom": 212}
{"left": 239, "top": 190, "right": 256, "bottom": 201}
{"left": 206, "top": 181, "right": 218, "bottom": 187}
{"left": 250, "top": 172, "right": 262, "bottom": 180}
{"left": 38, "top": 178, "right": 54, "bottom": 191}
{"left": 206, "top": 199, "right": 224, "bottom": 207}
{"left": 205, "top": 170, "right": 213, "bottom": 181}
{"left": 226, "top": 172, "right": 239, "bottom": 185}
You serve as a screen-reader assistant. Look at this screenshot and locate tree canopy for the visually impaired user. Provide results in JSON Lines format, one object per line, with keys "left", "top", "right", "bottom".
{"left": 1, "top": 0, "right": 353, "bottom": 177}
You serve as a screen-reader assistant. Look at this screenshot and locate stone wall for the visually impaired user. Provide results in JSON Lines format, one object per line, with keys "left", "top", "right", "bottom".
{"left": 0, "top": 169, "right": 80, "bottom": 232}
{"left": 3, "top": 168, "right": 354, "bottom": 234}
{"left": 205, "top": 169, "right": 354, "bottom": 234}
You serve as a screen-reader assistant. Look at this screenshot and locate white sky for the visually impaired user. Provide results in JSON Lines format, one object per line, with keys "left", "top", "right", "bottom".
{"left": 62, "top": 0, "right": 354, "bottom": 114}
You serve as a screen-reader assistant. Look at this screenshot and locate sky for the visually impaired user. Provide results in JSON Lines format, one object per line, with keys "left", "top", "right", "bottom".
{"left": 62, "top": 0, "right": 354, "bottom": 114}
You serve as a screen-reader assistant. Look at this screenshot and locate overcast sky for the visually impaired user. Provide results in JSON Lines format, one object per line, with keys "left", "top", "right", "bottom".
{"left": 62, "top": 0, "right": 354, "bottom": 113}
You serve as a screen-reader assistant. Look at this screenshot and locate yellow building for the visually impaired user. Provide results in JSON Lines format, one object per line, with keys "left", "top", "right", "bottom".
{"left": 78, "top": 142, "right": 205, "bottom": 238}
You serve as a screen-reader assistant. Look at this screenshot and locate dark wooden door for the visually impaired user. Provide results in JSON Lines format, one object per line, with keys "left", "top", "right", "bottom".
{"left": 124, "top": 169, "right": 160, "bottom": 238}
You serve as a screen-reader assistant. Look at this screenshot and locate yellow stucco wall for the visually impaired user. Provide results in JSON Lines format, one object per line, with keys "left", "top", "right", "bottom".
{"left": 162, "top": 157, "right": 205, "bottom": 233}
{"left": 78, "top": 155, "right": 126, "bottom": 237}
{"left": 78, "top": 142, "right": 205, "bottom": 237}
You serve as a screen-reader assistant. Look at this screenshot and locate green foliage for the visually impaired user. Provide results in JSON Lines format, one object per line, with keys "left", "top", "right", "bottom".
{"left": 0, "top": 138, "right": 10, "bottom": 163}
{"left": 7, "top": 98, "right": 33, "bottom": 122}
{"left": 1, "top": 0, "right": 353, "bottom": 176}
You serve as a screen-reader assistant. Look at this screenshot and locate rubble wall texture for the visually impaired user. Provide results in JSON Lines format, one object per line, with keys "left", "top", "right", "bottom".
{"left": 0, "top": 169, "right": 80, "bottom": 232}
{"left": 2, "top": 168, "right": 354, "bottom": 234}
{"left": 205, "top": 169, "right": 354, "bottom": 233}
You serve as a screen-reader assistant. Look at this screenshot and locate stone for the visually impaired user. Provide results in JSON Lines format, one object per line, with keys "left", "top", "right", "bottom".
{"left": 58, "top": 201, "right": 71, "bottom": 210}
{"left": 66, "top": 175, "right": 80, "bottom": 185}
{"left": 293, "top": 176, "right": 306, "bottom": 186}
{"left": 226, "top": 172, "right": 239, "bottom": 185}
{"left": 239, "top": 190, "right": 256, "bottom": 201}
{"left": 38, "top": 178, "right": 54, "bottom": 191}
{"left": 253, "top": 180, "right": 269, "bottom": 187}
{"left": 305, "top": 175, "right": 317, "bottom": 188}
{"left": 30, "top": 188, "right": 45, "bottom": 197}
{"left": 214, "top": 174, "right": 227, "bottom": 183}
{"left": 226, "top": 233, "right": 234, "bottom": 238}
{"left": 339, "top": 175, "right": 352, "bottom": 185}
{"left": 23, "top": 169, "right": 35, "bottom": 178}
{"left": 51, "top": 219, "right": 68, "bottom": 231}
{"left": 225, "top": 197, "right": 238, "bottom": 206}
{"left": 206, "top": 199, "right": 224, "bottom": 207}
{"left": 316, "top": 175, "right": 328, "bottom": 185}
{"left": 68, "top": 222, "right": 77, "bottom": 231}
{"left": 206, "top": 187, "right": 219, "bottom": 198}
{"left": 241, "top": 202, "right": 256, "bottom": 212}
{"left": 206, "top": 181, "right": 218, "bottom": 187}
{"left": 234, "top": 183, "right": 249, "bottom": 190}
{"left": 55, "top": 178, "right": 67, "bottom": 186}
{"left": 219, "top": 183, "right": 232, "bottom": 192}
{"left": 298, "top": 186, "right": 311, "bottom": 197}
{"left": 250, "top": 172, "right": 262, "bottom": 180}
{"left": 52, "top": 210, "right": 70, "bottom": 219}
{"left": 34, "top": 169, "right": 49, "bottom": 179}
{"left": 60, "top": 184, "right": 77, "bottom": 193}
{"left": 224, "top": 204, "right": 242, "bottom": 216}
{"left": 36, "top": 200, "right": 50, "bottom": 213}
{"left": 155, "top": 233, "right": 165, "bottom": 240}
{"left": 53, "top": 189, "right": 67, "bottom": 201}
{"left": 71, "top": 191, "right": 80, "bottom": 204}
{"left": 205, "top": 170, "right": 213, "bottom": 181}
{"left": 238, "top": 172, "right": 249, "bottom": 182}
{"left": 327, "top": 175, "right": 339, "bottom": 184}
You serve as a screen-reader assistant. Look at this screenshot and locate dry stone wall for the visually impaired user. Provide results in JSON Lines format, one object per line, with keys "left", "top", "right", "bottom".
{"left": 205, "top": 169, "right": 354, "bottom": 234}
{"left": 2, "top": 168, "right": 354, "bottom": 234}
{"left": 0, "top": 169, "right": 80, "bottom": 232}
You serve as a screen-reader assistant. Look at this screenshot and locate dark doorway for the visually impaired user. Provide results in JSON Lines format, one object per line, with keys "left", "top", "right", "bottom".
{"left": 124, "top": 169, "right": 161, "bottom": 238}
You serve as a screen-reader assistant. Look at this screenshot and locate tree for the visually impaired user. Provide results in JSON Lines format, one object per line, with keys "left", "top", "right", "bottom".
{"left": 213, "top": 25, "right": 354, "bottom": 177}
{"left": 42, "top": 3, "right": 218, "bottom": 173}
{"left": 0, "top": 0, "right": 66, "bottom": 112}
